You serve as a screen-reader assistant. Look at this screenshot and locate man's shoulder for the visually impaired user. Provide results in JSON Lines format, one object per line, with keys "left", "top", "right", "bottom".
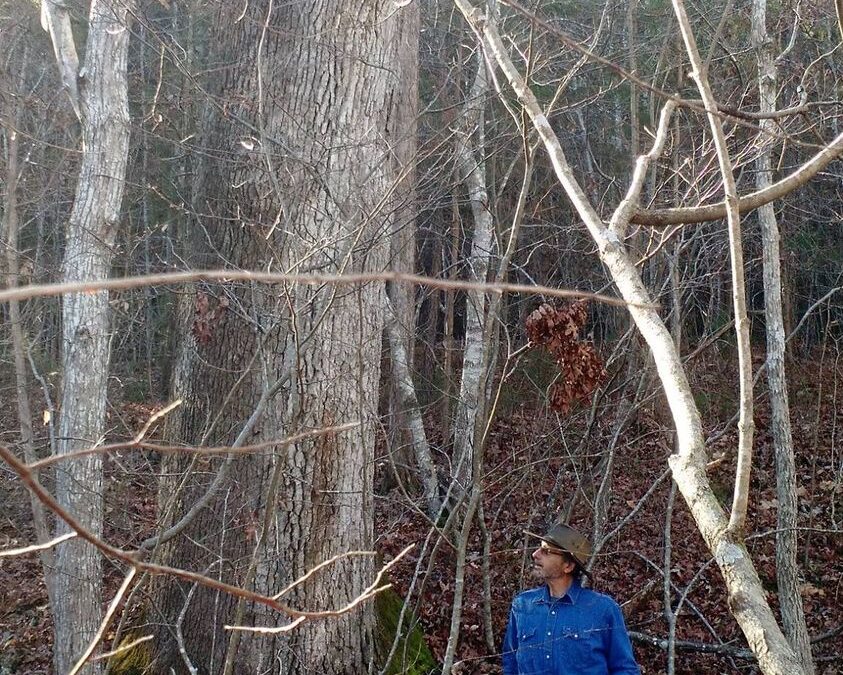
{"left": 510, "top": 584, "right": 625, "bottom": 615}
{"left": 511, "top": 586, "right": 545, "bottom": 606}
{"left": 513, "top": 586, "right": 546, "bottom": 600}
{"left": 576, "top": 585, "right": 624, "bottom": 615}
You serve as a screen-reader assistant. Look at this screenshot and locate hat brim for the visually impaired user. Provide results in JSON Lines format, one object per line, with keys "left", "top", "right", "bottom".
{"left": 524, "top": 529, "right": 590, "bottom": 573}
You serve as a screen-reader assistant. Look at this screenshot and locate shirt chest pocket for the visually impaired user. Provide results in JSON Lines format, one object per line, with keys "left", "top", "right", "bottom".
{"left": 516, "top": 628, "right": 554, "bottom": 673}
{"left": 518, "top": 627, "right": 547, "bottom": 651}
{"left": 558, "top": 626, "right": 603, "bottom": 667}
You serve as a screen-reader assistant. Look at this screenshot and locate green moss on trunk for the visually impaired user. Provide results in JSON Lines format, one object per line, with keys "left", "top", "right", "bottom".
{"left": 107, "top": 634, "right": 152, "bottom": 675}
{"left": 109, "top": 589, "right": 436, "bottom": 673}
{"left": 375, "top": 587, "right": 438, "bottom": 674}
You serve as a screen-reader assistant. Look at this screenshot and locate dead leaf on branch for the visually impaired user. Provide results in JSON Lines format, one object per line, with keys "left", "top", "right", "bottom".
{"left": 191, "top": 291, "right": 230, "bottom": 345}
{"left": 525, "top": 301, "right": 605, "bottom": 413}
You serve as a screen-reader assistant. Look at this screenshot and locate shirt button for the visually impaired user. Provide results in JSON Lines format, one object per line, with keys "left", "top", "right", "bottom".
{"left": 546, "top": 655, "right": 551, "bottom": 659}
{"left": 551, "top": 611, "right": 556, "bottom": 615}
{"left": 547, "top": 632, "right": 551, "bottom": 635}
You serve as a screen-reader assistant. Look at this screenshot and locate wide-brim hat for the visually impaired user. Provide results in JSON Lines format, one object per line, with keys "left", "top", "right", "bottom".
{"left": 524, "top": 522, "right": 592, "bottom": 570}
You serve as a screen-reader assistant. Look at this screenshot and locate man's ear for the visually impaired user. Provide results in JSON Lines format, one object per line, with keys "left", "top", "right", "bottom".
{"left": 562, "top": 558, "right": 577, "bottom": 574}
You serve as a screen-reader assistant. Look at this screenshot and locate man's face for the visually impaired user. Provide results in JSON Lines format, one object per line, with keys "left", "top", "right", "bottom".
{"left": 531, "top": 541, "right": 576, "bottom": 582}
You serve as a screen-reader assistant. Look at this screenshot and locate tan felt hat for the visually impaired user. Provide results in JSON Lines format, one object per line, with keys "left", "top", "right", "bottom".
{"left": 524, "top": 522, "right": 592, "bottom": 569}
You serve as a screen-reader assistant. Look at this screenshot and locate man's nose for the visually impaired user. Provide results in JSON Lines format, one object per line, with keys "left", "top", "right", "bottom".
{"left": 531, "top": 548, "right": 540, "bottom": 561}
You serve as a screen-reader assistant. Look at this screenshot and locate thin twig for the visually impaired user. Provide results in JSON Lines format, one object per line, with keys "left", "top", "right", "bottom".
{"left": 176, "top": 579, "right": 200, "bottom": 675}
{"left": 68, "top": 567, "right": 137, "bottom": 675}
{"left": 91, "top": 634, "right": 153, "bottom": 661}
{"left": 29, "top": 422, "right": 360, "bottom": 470}
{"left": 134, "top": 399, "right": 182, "bottom": 442}
{"left": 0, "top": 532, "right": 76, "bottom": 557}
{"left": 225, "top": 544, "right": 415, "bottom": 633}
{"left": 272, "top": 550, "right": 379, "bottom": 600}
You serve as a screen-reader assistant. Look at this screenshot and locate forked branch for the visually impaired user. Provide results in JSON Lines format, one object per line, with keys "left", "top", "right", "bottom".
{"left": 0, "top": 442, "right": 413, "bottom": 624}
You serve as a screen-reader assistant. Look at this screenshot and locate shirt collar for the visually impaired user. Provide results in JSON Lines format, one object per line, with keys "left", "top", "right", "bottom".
{"left": 533, "top": 577, "right": 583, "bottom": 605}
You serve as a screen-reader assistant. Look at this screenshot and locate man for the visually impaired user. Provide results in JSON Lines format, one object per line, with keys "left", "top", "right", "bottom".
{"left": 502, "top": 523, "right": 640, "bottom": 674}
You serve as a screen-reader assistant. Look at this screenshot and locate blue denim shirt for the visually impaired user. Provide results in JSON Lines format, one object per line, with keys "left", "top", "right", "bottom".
{"left": 502, "top": 579, "right": 640, "bottom": 675}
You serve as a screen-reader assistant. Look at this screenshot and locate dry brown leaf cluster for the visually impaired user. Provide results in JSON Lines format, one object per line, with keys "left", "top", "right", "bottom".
{"left": 525, "top": 300, "right": 604, "bottom": 413}
{"left": 191, "top": 291, "right": 229, "bottom": 345}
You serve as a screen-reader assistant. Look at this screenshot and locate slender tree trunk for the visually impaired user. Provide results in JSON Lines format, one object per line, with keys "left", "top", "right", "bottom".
{"left": 752, "top": 0, "right": 814, "bottom": 670}
{"left": 385, "top": 295, "right": 441, "bottom": 516}
{"left": 441, "top": 489, "right": 482, "bottom": 674}
{"left": 385, "top": 0, "right": 422, "bottom": 494}
{"left": 668, "top": 0, "right": 756, "bottom": 537}
{"left": 665, "top": 217, "right": 682, "bottom": 675}
{"left": 627, "top": 0, "right": 639, "bottom": 166}
{"left": 2, "top": 71, "right": 54, "bottom": 592}
{"left": 663, "top": 483, "right": 678, "bottom": 675}
{"left": 451, "top": 1, "right": 497, "bottom": 493}
{"left": 441, "top": 191, "right": 460, "bottom": 440}
{"left": 46, "top": 2, "right": 132, "bottom": 672}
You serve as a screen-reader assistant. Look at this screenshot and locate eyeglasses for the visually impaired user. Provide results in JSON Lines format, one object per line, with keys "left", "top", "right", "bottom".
{"left": 537, "top": 542, "right": 566, "bottom": 556}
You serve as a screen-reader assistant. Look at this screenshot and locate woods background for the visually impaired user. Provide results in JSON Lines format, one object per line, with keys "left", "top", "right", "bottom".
{"left": 1, "top": 0, "right": 842, "bottom": 673}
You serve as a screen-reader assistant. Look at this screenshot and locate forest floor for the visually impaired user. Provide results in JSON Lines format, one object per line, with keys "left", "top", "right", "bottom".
{"left": 376, "top": 349, "right": 843, "bottom": 674}
{"left": 1, "top": 351, "right": 841, "bottom": 674}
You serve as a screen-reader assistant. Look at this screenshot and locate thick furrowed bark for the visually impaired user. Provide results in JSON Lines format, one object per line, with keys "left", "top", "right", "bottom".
{"left": 153, "top": 3, "right": 399, "bottom": 672}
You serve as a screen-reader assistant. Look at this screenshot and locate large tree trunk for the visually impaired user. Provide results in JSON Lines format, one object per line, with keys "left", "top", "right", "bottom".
{"left": 152, "top": 3, "right": 399, "bottom": 672}
{"left": 44, "top": 2, "right": 132, "bottom": 672}
{"left": 751, "top": 0, "right": 814, "bottom": 670}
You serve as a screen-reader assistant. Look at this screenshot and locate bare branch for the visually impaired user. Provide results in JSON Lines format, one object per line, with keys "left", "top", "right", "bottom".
{"left": 629, "top": 631, "right": 754, "bottom": 659}
{"left": 134, "top": 399, "right": 182, "bottom": 442}
{"left": 176, "top": 579, "right": 200, "bottom": 675}
{"left": 0, "top": 269, "right": 650, "bottom": 309}
{"left": 272, "top": 550, "right": 383, "bottom": 601}
{"left": 701, "top": 100, "right": 842, "bottom": 122}
{"left": 836, "top": 0, "right": 843, "bottom": 44}
{"left": 68, "top": 567, "right": 137, "bottom": 675}
{"left": 632, "top": 131, "right": 843, "bottom": 226}
{"left": 28, "top": 421, "right": 361, "bottom": 470}
{"left": 91, "top": 635, "right": 153, "bottom": 662}
{"left": 226, "top": 544, "right": 415, "bottom": 633}
{"left": 40, "top": 0, "right": 82, "bottom": 121}
{"left": 0, "top": 532, "right": 76, "bottom": 558}
{"left": 226, "top": 616, "right": 306, "bottom": 636}
{"left": 0, "top": 442, "right": 414, "bottom": 623}
{"left": 610, "top": 100, "right": 677, "bottom": 239}
{"left": 138, "top": 372, "right": 290, "bottom": 552}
